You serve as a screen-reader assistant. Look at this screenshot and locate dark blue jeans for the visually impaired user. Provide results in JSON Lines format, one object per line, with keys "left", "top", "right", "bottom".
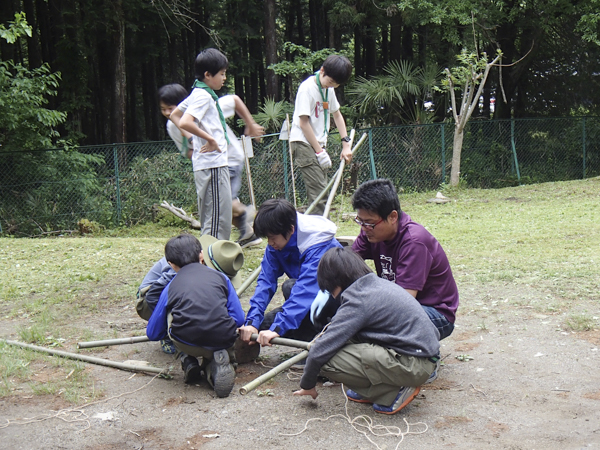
{"left": 422, "top": 305, "right": 454, "bottom": 340}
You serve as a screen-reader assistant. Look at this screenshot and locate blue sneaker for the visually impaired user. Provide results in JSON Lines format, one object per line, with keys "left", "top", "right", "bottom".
{"left": 425, "top": 359, "right": 440, "bottom": 384}
{"left": 373, "top": 386, "right": 421, "bottom": 415}
{"left": 160, "top": 338, "right": 177, "bottom": 354}
{"left": 346, "top": 389, "right": 372, "bottom": 404}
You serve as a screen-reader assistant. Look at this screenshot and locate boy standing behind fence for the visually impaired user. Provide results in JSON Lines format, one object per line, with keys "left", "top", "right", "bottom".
{"left": 289, "top": 55, "right": 354, "bottom": 216}
{"left": 179, "top": 48, "right": 232, "bottom": 239}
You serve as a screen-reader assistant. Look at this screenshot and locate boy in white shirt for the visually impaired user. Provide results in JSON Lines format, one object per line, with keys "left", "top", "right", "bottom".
{"left": 179, "top": 48, "right": 233, "bottom": 240}
{"left": 169, "top": 85, "right": 264, "bottom": 247}
{"left": 289, "top": 55, "right": 354, "bottom": 216}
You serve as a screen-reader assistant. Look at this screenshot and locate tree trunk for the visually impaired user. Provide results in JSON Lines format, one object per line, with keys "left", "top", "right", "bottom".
{"left": 111, "top": 0, "right": 126, "bottom": 144}
{"left": 450, "top": 124, "right": 465, "bottom": 186}
{"left": 264, "top": 0, "right": 278, "bottom": 100}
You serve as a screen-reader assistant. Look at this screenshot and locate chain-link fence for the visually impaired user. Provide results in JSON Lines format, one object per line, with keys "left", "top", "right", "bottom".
{"left": 2, "top": 117, "right": 599, "bottom": 235}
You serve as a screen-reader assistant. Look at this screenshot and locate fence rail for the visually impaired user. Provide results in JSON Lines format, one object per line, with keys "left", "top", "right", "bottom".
{"left": 1, "top": 117, "right": 599, "bottom": 235}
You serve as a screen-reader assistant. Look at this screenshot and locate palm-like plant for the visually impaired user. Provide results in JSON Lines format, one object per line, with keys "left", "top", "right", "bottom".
{"left": 251, "top": 98, "right": 294, "bottom": 134}
{"left": 348, "top": 60, "right": 440, "bottom": 125}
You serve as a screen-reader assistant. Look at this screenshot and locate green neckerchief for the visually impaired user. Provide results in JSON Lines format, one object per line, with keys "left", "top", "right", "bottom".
{"left": 192, "top": 80, "right": 230, "bottom": 144}
{"left": 315, "top": 71, "right": 329, "bottom": 138}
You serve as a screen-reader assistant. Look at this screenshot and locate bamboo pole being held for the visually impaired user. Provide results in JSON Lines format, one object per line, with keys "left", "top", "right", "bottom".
{"left": 323, "top": 130, "right": 355, "bottom": 218}
{"left": 78, "top": 335, "right": 149, "bottom": 349}
{"left": 249, "top": 333, "right": 312, "bottom": 350}
{"left": 304, "top": 132, "right": 368, "bottom": 215}
{"left": 3, "top": 340, "right": 168, "bottom": 375}
{"left": 239, "top": 350, "right": 309, "bottom": 395}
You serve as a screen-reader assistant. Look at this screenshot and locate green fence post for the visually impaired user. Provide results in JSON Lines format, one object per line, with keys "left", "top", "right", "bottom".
{"left": 510, "top": 119, "right": 521, "bottom": 184}
{"left": 441, "top": 123, "right": 446, "bottom": 184}
{"left": 282, "top": 140, "right": 289, "bottom": 201}
{"left": 582, "top": 117, "right": 587, "bottom": 179}
{"left": 368, "top": 129, "right": 377, "bottom": 179}
{"left": 114, "top": 144, "right": 122, "bottom": 225}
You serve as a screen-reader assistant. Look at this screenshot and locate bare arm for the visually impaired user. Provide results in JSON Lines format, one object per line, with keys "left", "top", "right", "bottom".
{"left": 232, "top": 95, "right": 265, "bottom": 140}
{"left": 332, "top": 109, "right": 352, "bottom": 162}
{"left": 169, "top": 109, "right": 193, "bottom": 140}
{"left": 179, "top": 113, "right": 220, "bottom": 153}
{"left": 299, "top": 115, "right": 324, "bottom": 154}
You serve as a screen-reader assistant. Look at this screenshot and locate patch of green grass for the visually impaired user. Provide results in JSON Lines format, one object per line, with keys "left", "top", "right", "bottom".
{"left": 0, "top": 342, "right": 35, "bottom": 397}
{"left": 565, "top": 314, "right": 597, "bottom": 332}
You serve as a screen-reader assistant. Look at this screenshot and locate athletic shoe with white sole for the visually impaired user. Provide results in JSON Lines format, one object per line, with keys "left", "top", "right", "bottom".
{"left": 207, "top": 349, "right": 236, "bottom": 398}
{"left": 237, "top": 233, "right": 262, "bottom": 249}
{"left": 372, "top": 386, "right": 421, "bottom": 415}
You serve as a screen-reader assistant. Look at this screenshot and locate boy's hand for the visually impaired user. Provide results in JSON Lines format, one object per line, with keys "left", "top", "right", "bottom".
{"left": 293, "top": 387, "right": 318, "bottom": 399}
{"left": 238, "top": 325, "right": 258, "bottom": 343}
{"left": 340, "top": 143, "right": 352, "bottom": 163}
{"left": 257, "top": 330, "right": 279, "bottom": 346}
{"left": 201, "top": 138, "right": 220, "bottom": 153}
{"left": 245, "top": 122, "right": 265, "bottom": 142}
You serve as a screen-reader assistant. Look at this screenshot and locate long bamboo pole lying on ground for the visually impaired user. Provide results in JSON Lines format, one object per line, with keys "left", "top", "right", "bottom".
{"left": 3, "top": 340, "right": 167, "bottom": 375}
{"left": 239, "top": 349, "right": 309, "bottom": 395}
{"left": 78, "top": 335, "right": 149, "bottom": 349}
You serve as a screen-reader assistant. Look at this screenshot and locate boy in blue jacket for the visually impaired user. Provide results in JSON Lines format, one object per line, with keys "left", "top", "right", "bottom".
{"left": 238, "top": 198, "right": 341, "bottom": 346}
{"left": 146, "top": 234, "right": 245, "bottom": 398}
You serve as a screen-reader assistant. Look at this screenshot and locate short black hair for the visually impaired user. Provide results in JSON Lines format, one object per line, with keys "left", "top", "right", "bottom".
{"left": 351, "top": 179, "right": 400, "bottom": 220}
{"left": 158, "top": 84, "right": 188, "bottom": 107}
{"left": 195, "top": 48, "right": 229, "bottom": 80}
{"left": 253, "top": 198, "right": 297, "bottom": 238}
{"left": 322, "top": 55, "right": 352, "bottom": 85}
{"left": 317, "top": 247, "right": 372, "bottom": 294}
{"left": 164, "top": 234, "right": 202, "bottom": 268}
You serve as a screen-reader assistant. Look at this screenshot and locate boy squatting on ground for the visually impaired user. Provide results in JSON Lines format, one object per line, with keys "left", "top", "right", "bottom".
{"left": 238, "top": 198, "right": 342, "bottom": 346}
{"left": 178, "top": 48, "right": 234, "bottom": 240}
{"left": 161, "top": 83, "right": 264, "bottom": 248}
{"left": 293, "top": 248, "right": 440, "bottom": 415}
{"left": 351, "top": 179, "right": 459, "bottom": 344}
{"left": 289, "top": 55, "right": 353, "bottom": 216}
{"left": 145, "top": 234, "right": 245, "bottom": 398}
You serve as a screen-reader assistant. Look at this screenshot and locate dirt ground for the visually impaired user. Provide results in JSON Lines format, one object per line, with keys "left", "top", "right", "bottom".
{"left": 1, "top": 280, "right": 599, "bottom": 450}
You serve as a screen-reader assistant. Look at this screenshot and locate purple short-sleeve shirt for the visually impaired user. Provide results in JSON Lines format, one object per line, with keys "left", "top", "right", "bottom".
{"left": 352, "top": 212, "right": 459, "bottom": 323}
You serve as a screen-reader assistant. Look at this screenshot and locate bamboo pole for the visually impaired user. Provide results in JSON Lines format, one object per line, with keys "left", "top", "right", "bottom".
{"left": 3, "top": 340, "right": 168, "bottom": 375}
{"left": 239, "top": 350, "right": 309, "bottom": 395}
{"left": 78, "top": 336, "right": 149, "bottom": 349}
{"left": 286, "top": 114, "right": 297, "bottom": 209}
{"left": 323, "top": 130, "right": 355, "bottom": 217}
{"left": 249, "top": 333, "right": 311, "bottom": 350}
{"left": 305, "top": 133, "right": 368, "bottom": 215}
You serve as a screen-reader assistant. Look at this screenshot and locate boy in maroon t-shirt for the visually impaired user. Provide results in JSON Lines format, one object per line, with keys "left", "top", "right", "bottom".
{"left": 350, "top": 179, "right": 459, "bottom": 343}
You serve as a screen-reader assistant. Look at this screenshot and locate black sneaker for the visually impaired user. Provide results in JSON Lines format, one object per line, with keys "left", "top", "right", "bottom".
{"left": 236, "top": 233, "right": 262, "bottom": 249}
{"left": 207, "top": 349, "right": 236, "bottom": 398}
{"left": 181, "top": 356, "right": 202, "bottom": 385}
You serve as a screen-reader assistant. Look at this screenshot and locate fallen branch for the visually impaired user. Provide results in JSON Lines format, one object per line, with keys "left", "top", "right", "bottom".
{"left": 157, "top": 201, "right": 201, "bottom": 229}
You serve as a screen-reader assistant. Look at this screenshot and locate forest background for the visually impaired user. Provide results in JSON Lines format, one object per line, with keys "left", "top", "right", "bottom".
{"left": 3, "top": 0, "right": 600, "bottom": 147}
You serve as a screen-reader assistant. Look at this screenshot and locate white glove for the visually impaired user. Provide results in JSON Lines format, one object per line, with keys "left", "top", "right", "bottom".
{"left": 316, "top": 150, "right": 332, "bottom": 169}
{"left": 310, "top": 290, "right": 331, "bottom": 325}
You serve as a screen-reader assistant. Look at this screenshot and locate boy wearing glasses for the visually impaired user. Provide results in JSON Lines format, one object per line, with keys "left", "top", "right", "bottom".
{"left": 351, "top": 179, "right": 459, "bottom": 344}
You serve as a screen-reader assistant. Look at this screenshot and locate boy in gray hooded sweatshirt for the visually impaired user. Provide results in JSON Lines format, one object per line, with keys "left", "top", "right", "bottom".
{"left": 293, "top": 248, "right": 440, "bottom": 414}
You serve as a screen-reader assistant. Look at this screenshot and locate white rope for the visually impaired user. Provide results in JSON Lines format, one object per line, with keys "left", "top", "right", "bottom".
{"left": 280, "top": 384, "right": 428, "bottom": 450}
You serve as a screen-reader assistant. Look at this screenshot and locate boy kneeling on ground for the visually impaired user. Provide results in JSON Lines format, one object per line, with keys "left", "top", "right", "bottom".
{"left": 146, "top": 234, "right": 245, "bottom": 398}
{"left": 293, "top": 248, "right": 440, "bottom": 414}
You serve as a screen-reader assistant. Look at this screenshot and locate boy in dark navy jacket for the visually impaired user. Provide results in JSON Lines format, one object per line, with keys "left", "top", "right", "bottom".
{"left": 146, "top": 234, "right": 245, "bottom": 398}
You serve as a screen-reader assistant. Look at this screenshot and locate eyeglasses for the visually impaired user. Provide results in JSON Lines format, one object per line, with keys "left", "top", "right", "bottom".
{"left": 353, "top": 216, "right": 384, "bottom": 230}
